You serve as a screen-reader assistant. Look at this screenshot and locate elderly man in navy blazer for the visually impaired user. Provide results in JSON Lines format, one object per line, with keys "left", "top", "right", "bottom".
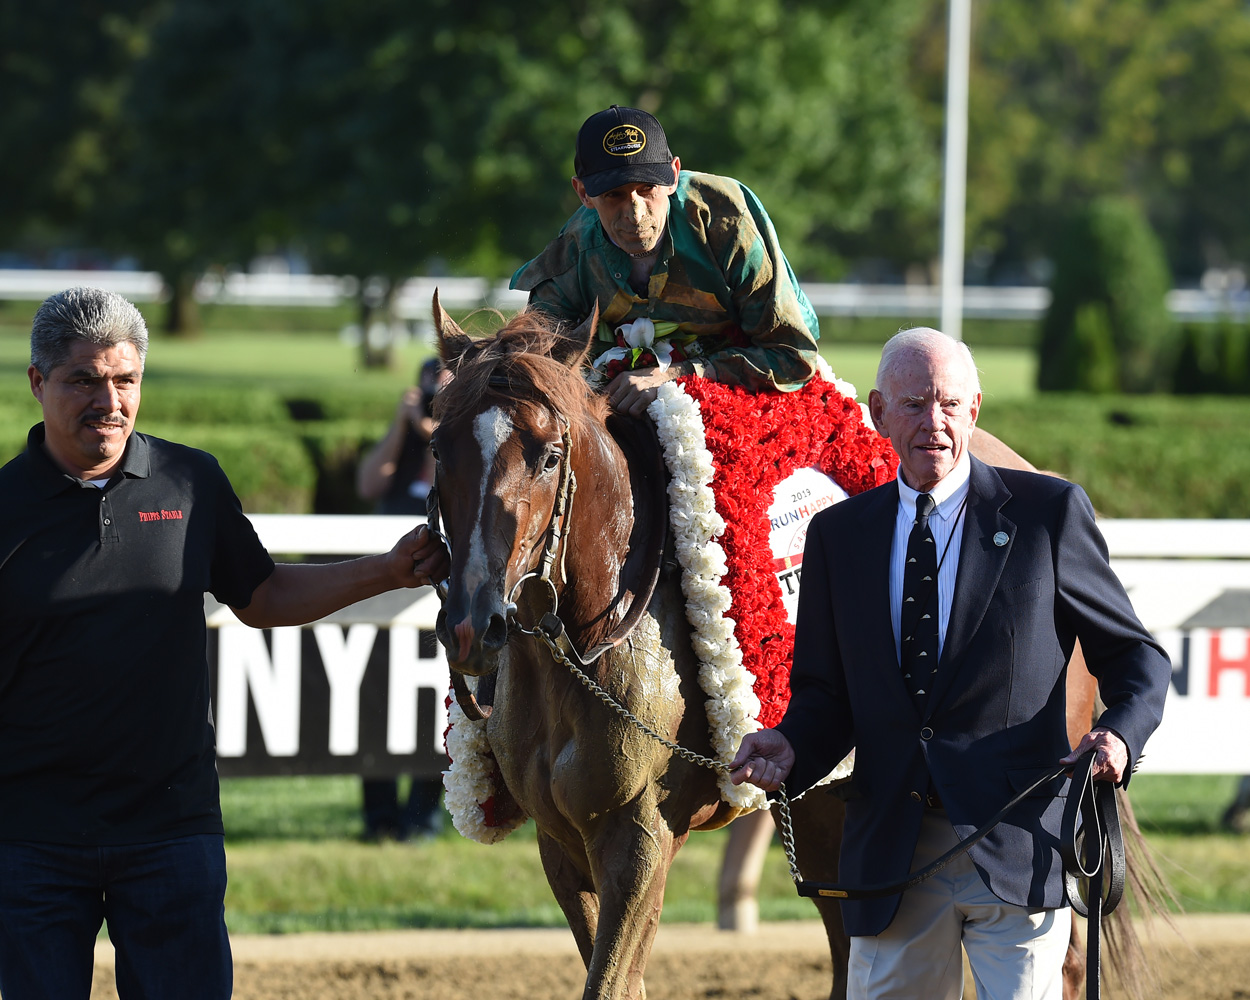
{"left": 731, "top": 328, "right": 1171, "bottom": 1000}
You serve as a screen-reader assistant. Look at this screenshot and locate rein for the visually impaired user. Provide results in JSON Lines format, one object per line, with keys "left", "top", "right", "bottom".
{"left": 774, "top": 751, "right": 1123, "bottom": 999}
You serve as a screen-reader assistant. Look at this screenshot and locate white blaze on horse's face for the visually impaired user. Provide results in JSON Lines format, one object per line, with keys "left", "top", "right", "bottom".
{"left": 462, "top": 406, "right": 514, "bottom": 595}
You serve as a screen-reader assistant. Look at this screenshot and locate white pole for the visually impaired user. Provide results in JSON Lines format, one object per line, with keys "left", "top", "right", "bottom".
{"left": 940, "top": 0, "right": 972, "bottom": 341}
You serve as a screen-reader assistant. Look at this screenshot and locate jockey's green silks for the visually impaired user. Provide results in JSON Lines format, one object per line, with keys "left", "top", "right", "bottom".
{"left": 510, "top": 171, "right": 820, "bottom": 393}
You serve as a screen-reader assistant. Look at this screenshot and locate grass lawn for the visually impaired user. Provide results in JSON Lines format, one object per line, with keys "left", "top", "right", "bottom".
{"left": 218, "top": 773, "right": 1249, "bottom": 934}
{"left": 822, "top": 343, "right": 1037, "bottom": 403}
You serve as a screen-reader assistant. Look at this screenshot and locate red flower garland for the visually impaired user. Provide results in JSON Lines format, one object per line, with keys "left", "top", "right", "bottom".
{"left": 675, "top": 376, "right": 898, "bottom": 728}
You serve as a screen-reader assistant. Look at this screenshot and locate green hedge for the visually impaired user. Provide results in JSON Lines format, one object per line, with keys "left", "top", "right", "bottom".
{"left": 1173, "top": 321, "right": 1250, "bottom": 395}
{"left": 0, "top": 398, "right": 41, "bottom": 435}
{"left": 297, "top": 420, "right": 389, "bottom": 513}
{"left": 0, "top": 422, "right": 27, "bottom": 469}
{"left": 140, "top": 422, "right": 318, "bottom": 513}
{"left": 8, "top": 378, "right": 1250, "bottom": 520}
{"left": 284, "top": 385, "right": 403, "bottom": 423}
{"left": 1038, "top": 198, "right": 1174, "bottom": 393}
{"left": 138, "top": 382, "right": 293, "bottom": 425}
{"left": 0, "top": 417, "right": 383, "bottom": 515}
{"left": 979, "top": 394, "right": 1250, "bottom": 518}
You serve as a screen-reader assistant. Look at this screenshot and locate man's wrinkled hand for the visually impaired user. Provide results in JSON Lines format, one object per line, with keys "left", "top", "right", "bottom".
{"left": 1060, "top": 726, "right": 1130, "bottom": 784}
{"left": 728, "top": 729, "right": 796, "bottom": 792}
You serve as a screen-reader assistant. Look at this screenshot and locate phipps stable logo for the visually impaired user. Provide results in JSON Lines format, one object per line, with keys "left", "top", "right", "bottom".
{"left": 603, "top": 125, "right": 647, "bottom": 157}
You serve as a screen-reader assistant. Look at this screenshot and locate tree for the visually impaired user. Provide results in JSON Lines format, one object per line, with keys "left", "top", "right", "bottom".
{"left": 97, "top": 0, "right": 313, "bottom": 333}
{"left": 1038, "top": 197, "right": 1173, "bottom": 393}
{"left": 0, "top": 1, "right": 154, "bottom": 258}
{"left": 939, "top": 0, "right": 1250, "bottom": 283}
{"left": 101, "top": 0, "right": 936, "bottom": 355}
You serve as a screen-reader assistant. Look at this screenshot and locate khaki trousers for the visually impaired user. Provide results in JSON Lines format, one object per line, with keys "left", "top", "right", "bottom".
{"left": 848, "top": 810, "right": 1071, "bottom": 1000}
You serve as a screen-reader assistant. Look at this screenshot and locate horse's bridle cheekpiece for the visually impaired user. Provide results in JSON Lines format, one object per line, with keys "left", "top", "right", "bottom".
{"left": 575, "top": 105, "right": 676, "bottom": 197}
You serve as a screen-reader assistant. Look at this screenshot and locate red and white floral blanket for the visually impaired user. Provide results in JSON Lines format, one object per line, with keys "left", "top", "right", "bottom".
{"left": 443, "top": 369, "right": 898, "bottom": 840}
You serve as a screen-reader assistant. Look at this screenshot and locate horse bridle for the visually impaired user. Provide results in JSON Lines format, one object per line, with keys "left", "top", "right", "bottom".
{"left": 427, "top": 401, "right": 662, "bottom": 722}
{"left": 424, "top": 411, "right": 575, "bottom": 721}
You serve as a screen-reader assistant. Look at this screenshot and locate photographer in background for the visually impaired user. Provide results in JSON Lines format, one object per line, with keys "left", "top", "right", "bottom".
{"left": 355, "top": 358, "right": 450, "bottom": 841}
{"left": 357, "top": 357, "right": 447, "bottom": 515}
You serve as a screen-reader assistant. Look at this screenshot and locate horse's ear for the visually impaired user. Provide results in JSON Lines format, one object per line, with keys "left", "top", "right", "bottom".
{"left": 433, "top": 289, "right": 474, "bottom": 370}
{"left": 552, "top": 302, "right": 600, "bottom": 370}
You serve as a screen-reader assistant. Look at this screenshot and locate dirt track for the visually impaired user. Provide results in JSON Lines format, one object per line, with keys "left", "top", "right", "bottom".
{"left": 88, "top": 914, "right": 1250, "bottom": 999}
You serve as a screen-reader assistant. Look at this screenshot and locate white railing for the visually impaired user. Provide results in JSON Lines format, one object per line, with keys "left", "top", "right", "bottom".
{"left": 246, "top": 513, "right": 1250, "bottom": 563}
{"left": 1098, "top": 519, "right": 1250, "bottom": 559}
{"left": 4, "top": 269, "right": 1248, "bottom": 322}
{"left": 249, "top": 514, "right": 424, "bottom": 555}
{"left": 244, "top": 514, "right": 1250, "bottom": 774}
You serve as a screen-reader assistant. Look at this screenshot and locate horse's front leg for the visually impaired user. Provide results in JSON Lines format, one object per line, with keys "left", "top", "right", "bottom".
{"left": 582, "top": 806, "right": 679, "bottom": 1000}
{"left": 537, "top": 830, "right": 600, "bottom": 969}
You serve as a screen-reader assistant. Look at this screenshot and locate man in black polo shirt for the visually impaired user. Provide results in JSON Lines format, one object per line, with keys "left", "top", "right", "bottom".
{"left": 0, "top": 287, "right": 448, "bottom": 1000}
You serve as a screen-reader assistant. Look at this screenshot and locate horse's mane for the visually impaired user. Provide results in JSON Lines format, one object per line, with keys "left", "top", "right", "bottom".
{"left": 436, "top": 309, "right": 610, "bottom": 432}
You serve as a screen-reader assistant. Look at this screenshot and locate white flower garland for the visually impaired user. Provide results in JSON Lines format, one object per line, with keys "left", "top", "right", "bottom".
{"left": 442, "top": 681, "right": 527, "bottom": 844}
{"left": 649, "top": 377, "right": 854, "bottom": 805}
{"left": 649, "top": 382, "right": 768, "bottom": 810}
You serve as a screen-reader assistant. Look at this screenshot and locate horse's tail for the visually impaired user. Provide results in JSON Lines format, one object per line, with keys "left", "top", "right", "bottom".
{"left": 1102, "top": 785, "right": 1179, "bottom": 1000}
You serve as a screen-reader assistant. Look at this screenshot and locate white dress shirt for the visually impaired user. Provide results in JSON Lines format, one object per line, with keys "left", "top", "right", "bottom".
{"left": 889, "top": 455, "right": 971, "bottom": 663}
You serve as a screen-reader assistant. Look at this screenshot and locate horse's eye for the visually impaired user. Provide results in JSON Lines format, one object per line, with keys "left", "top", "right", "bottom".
{"left": 543, "top": 452, "right": 562, "bottom": 472}
{"left": 429, "top": 443, "right": 440, "bottom": 462}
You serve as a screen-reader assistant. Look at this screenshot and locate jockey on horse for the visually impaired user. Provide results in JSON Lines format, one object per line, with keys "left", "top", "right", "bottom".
{"left": 505, "top": 101, "right": 876, "bottom": 943}
{"left": 436, "top": 104, "right": 1165, "bottom": 999}
{"left": 509, "top": 104, "right": 821, "bottom": 416}
{"left": 509, "top": 103, "right": 1020, "bottom": 461}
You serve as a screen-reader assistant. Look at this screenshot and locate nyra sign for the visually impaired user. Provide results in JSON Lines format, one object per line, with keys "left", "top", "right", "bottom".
{"left": 204, "top": 519, "right": 1245, "bottom": 778}
{"left": 205, "top": 589, "right": 449, "bottom": 779}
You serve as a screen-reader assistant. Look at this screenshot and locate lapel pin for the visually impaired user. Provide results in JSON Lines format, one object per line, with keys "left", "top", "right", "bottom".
{"left": 993, "top": 531, "right": 1010, "bottom": 547}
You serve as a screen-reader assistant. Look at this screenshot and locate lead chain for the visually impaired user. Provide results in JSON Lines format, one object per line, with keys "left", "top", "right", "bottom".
{"left": 526, "top": 622, "right": 806, "bottom": 885}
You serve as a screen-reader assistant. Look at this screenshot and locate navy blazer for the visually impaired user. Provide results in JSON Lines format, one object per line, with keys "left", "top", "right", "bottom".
{"left": 776, "top": 457, "right": 1171, "bottom": 936}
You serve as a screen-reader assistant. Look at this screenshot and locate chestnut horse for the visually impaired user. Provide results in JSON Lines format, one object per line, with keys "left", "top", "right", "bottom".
{"left": 431, "top": 298, "right": 751, "bottom": 1000}
{"left": 428, "top": 297, "right": 1165, "bottom": 1000}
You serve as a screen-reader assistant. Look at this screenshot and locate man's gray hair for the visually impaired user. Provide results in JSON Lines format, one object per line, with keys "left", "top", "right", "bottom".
{"left": 875, "top": 326, "right": 981, "bottom": 397}
{"left": 30, "top": 287, "right": 150, "bottom": 376}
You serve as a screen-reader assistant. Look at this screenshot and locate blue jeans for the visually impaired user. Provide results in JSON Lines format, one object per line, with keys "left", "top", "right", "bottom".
{"left": 0, "top": 835, "right": 232, "bottom": 1000}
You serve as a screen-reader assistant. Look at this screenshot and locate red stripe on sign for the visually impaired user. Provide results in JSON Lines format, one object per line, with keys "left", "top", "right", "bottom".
{"left": 772, "top": 552, "right": 804, "bottom": 573}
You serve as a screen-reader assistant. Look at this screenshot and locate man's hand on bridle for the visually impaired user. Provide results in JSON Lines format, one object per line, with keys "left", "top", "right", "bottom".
{"left": 728, "top": 728, "right": 796, "bottom": 792}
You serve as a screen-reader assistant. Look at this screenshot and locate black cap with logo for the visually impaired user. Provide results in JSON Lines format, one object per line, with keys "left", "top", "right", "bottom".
{"left": 574, "top": 105, "right": 676, "bottom": 198}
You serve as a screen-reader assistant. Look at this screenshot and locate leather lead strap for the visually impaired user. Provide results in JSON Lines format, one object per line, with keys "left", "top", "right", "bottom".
{"left": 788, "top": 752, "right": 1123, "bottom": 999}
{"left": 1060, "top": 751, "right": 1126, "bottom": 999}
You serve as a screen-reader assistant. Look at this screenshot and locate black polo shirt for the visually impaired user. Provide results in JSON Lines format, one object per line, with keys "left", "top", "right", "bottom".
{"left": 0, "top": 424, "right": 275, "bottom": 845}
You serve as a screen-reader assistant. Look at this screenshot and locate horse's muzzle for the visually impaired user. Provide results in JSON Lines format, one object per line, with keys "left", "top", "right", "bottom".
{"left": 436, "top": 592, "right": 511, "bottom": 676}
